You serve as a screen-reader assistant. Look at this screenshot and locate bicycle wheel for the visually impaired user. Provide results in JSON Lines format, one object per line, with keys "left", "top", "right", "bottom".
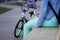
{"left": 14, "top": 19, "right": 24, "bottom": 38}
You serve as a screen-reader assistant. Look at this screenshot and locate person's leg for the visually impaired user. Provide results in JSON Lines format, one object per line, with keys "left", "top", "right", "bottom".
{"left": 23, "top": 18, "right": 38, "bottom": 39}
{"left": 42, "top": 16, "right": 59, "bottom": 27}
{"left": 23, "top": 16, "right": 58, "bottom": 39}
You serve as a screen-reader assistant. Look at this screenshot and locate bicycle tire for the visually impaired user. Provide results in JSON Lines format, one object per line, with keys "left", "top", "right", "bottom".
{"left": 14, "top": 19, "right": 24, "bottom": 38}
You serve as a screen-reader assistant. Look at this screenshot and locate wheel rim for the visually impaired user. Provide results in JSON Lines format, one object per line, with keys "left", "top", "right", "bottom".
{"left": 16, "top": 29, "right": 21, "bottom": 36}
{"left": 16, "top": 22, "right": 22, "bottom": 36}
{"left": 18, "top": 22, "right": 22, "bottom": 28}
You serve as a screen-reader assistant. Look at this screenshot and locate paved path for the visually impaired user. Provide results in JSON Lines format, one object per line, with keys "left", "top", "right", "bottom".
{"left": 0, "top": 7, "right": 22, "bottom": 40}
{"left": 0, "top": 1, "right": 41, "bottom": 40}
{"left": 0, "top": 3, "right": 20, "bottom": 9}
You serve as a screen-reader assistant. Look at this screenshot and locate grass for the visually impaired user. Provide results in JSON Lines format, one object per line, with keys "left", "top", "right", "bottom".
{"left": 0, "top": 7, "right": 11, "bottom": 14}
{"left": 10, "top": 2, "right": 26, "bottom": 6}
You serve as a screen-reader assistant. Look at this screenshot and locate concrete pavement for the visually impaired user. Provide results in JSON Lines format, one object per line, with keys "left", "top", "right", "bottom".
{"left": 0, "top": 3, "right": 20, "bottom": 9}
{"left": 0, "top": 1, "right": 41, "bottom": 40}
{"left": 0, "top": 6, "right": 23, "bottom": 40}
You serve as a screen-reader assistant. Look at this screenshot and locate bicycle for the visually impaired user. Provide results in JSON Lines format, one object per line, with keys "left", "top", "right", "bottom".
{"left": 14, "top": 1, "right": 39, "bottom": 38}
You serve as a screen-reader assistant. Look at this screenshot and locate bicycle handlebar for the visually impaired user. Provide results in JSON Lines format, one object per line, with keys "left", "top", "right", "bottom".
{"left": 20, "top": 4, "right": 37, "bottom": 13}
{"left": 21, "top": 5, "right": 29, "bottom": 13}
